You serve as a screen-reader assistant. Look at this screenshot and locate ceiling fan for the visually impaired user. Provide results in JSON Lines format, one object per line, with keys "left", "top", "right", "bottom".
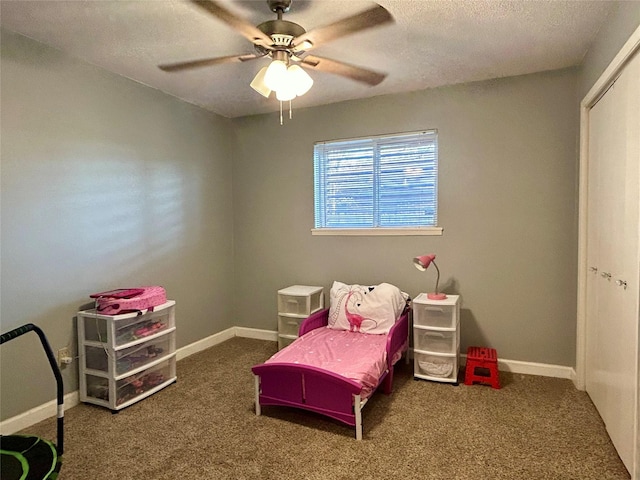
{"left": 158, "top": 0, "right": 394, "bottom": 100}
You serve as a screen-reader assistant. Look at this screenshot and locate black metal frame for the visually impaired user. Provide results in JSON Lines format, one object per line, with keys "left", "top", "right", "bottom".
{"left": 1, "top": 324, "right": 64, "bottom": 455}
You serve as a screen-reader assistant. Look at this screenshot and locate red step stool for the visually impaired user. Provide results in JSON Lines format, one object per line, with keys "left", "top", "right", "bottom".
{"left": 464, "top": 346, "right": 500, "bottom": 389}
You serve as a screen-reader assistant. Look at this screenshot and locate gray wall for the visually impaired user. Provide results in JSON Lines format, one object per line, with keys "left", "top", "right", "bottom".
{"left": 232, "top": 68, "right": 579, "bottom": 367}
{"left": 1, "top": 30, "right": 236, "bottom": 420}
{"left": 3, "top": 5, "right": 639, "bottom": 422}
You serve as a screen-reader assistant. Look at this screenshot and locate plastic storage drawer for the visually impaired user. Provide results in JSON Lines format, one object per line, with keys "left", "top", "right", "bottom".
{"left": 115, "top": 359, "right": 175, "bottom": 406}
{"left": 277, "top": 286, "right": 324, "bottom": 316}
{"left": 414, "top": 328, "right": 456, "bottom": 354}
{"left": 414, "top": 352, "right": 457, "bottom": 380}
{"left": 84, "top": 332, "right": 175, "bottom": 375}
{"left": 81, "top": 302, "right": 175, "bottom": 348}
{"left": 278, "top": 316, "right": 303, "bottom": 337}
{"left": 413, "top": 303, "right": 457, "bottom": 329}
{"left": 84, "top": 357, "right": 176, "bottom": 407}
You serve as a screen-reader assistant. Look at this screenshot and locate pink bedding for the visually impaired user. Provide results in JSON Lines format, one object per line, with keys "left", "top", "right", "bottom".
{"left": 265, "top": 327, "right": 389, "bottom": 399}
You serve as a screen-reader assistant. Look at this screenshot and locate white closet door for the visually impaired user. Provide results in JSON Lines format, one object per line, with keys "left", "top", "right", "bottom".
{"left": 585, "top": 85, "right": 607, "bottom": 421}
{"left": 586, "top": 49, "right": 640, "bottom": 475}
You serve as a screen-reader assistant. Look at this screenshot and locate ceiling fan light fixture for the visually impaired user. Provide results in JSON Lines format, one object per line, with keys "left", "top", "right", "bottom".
{"left": 263, "top": 59, "right": 288, "bottom": 91}
{"left": 250, "top": 66, "right": 272, "bottom": 98}
{"left": 287, "top": 64, "right": 313, "bottom": 96}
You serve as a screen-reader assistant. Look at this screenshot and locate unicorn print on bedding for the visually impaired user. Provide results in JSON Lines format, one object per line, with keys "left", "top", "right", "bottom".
{"left": 344, "top": 289, "right": 378, "bottom": 332}
{"left": 328, "top": 281, "right": 409, "bottom": 335}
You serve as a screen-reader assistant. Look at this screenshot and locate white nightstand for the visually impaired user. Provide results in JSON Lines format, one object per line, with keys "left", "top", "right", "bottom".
{"left": 412, "top": 294, "right": 461, "bottom": 384}
{"left": 277, "top": 285, "right": 324, "bottom": 350}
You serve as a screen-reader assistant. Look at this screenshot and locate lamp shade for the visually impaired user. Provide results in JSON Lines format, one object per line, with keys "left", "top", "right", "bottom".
{"left": 413, "top": 254, "right": 436, "bottom": 271}
{"left": 263, "top": 60, "right": 288, "bottom": 91}
{"left": 287, "top": 65, "right": 313, "bottom": 96}
{"left": 250, "top": 66, "right": 272, "bottom": 98}
{"left": 413, "top": 254, "right": 447, "bottom": 300}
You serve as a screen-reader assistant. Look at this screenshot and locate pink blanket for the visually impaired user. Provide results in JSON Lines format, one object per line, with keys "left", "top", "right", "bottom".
{"left": 266, "top": 327, "right": 388, "bottom": 399}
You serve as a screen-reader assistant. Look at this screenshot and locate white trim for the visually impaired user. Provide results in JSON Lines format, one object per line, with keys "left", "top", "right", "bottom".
{"left": 234, "top": 327, "right": 278, "bottom": 342}
{"left": 175, "top": 327, "right": 236, "bottom": 360}
{"left": 0, "top": 391, "right": 80, "bottom": 436}
{"left": 175, "top": 326, "right": 277, "bottom": 360}
{"left": 0, "top": 327, "right": 575, "bottom": 436}
{"left": 311, "top": 227, "right": 443, "bottom": 236}
{"left": 494, "top": 358, "right": 575, "bottom": 381}
{"left": 458, "top": 352, "right": 575, "bottom": 380}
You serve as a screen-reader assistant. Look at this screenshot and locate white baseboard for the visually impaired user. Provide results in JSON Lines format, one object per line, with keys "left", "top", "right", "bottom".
{"left": 491, "top": 357, "right": 576, "bottom": 381}
{"left": 409, "top": 350, "right": 575, "bottom": 380}
{"left": 234, "top": 326, "right": 278, "bottom": 342}
{"left": 175, "top": 327, "right": 236, "bottom": 361}
{"left": 1, "top": 327, "right": 575, "bottom": 435}
{"left": 0, "top": 391, "right": 80, "bottom": 436}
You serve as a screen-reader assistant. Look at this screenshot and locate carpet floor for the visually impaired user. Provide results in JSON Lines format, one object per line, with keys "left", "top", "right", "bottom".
{"left": 20, "top": 337, "right": 630, "bottom": 479}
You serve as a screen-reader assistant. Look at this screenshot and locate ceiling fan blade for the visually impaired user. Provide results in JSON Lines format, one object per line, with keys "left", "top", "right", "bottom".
{"left": 190, "top": 0, "right": 273, "bottom": 47}
{"left": 291, "top": 5, "right": 393, "bottom": 51}
{"left": 300, "top": 55, "right": 387, "bottom": 86}
{"left": 159, "top": 53, "right": 261, "bottom": 72}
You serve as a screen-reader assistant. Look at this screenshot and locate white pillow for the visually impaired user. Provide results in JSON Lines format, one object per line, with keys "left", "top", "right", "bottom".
{"left": 327, "top": 281, "right": 408, "bottom": 334}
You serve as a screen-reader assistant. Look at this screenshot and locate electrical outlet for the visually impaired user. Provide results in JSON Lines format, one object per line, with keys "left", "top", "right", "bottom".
{"left": 57, "top": 347, "right": 72, "bottom": 366}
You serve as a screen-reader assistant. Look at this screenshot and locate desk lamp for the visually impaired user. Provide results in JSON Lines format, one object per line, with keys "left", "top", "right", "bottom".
{"left": 413, "top": 254, "right": 447, "bottom": 300}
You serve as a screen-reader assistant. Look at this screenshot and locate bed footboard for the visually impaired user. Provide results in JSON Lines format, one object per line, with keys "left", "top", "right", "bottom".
{"left": 252, "top": 362, "right": 366, "bottom": 439}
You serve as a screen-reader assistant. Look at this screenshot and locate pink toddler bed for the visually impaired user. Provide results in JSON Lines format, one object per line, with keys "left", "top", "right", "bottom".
{"left": 252, "top": 302, "right": 409, "bottom": 440}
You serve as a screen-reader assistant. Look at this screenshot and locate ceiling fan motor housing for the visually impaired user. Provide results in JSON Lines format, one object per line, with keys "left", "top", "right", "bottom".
{"left": 254, "top": 19, "right": 306, "bottom": 55}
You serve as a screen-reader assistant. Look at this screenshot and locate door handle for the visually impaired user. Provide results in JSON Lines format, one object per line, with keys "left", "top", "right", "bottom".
{"left": 615, "top": 279, "right": 628, "bottom": 289}
{"left": 601, "top": 272, "right": 612, "bottom": 280}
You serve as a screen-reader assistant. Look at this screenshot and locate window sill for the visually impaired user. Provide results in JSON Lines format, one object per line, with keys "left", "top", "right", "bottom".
{"left": 311, "top": 227, "right": 443, "bottom": 236}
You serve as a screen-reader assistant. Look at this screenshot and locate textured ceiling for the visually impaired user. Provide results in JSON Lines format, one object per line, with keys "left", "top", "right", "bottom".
{"left": 0, "top": 0, "right": 616, "bottom": 118}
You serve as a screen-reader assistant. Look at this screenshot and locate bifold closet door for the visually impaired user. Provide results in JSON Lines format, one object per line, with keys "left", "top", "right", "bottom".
{"left": 585, "top": 49, "right": 640, "bottom": 476}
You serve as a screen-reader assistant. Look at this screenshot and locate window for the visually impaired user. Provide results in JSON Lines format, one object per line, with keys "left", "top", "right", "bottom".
{"left": 313, "top": 130, "right": 441, "bottom": 235}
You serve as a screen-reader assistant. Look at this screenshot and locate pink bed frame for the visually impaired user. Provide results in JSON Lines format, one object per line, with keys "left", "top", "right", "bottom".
{"left": 251, "top": 307, "right": 409, "bottom": 440}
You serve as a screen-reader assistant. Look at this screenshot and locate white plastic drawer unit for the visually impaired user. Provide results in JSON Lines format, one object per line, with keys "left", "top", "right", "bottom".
{"left": 412, "top": 294, "right": 461, "bottom": 384}
{"left": 277, "top": 285, "right": 324, "bottom": 316}
{"left": 77, "top": 300, "right": 177, "bottom": 410}
{"left": 414, "top": 328, "right": 456, "bottom": 354}
{"left": 413, "top": 302, "right": 457, "bottom": 329}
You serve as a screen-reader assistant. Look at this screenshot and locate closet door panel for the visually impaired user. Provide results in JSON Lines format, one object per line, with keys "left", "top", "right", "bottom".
{"left": 608, "top": 49, "right": 640, "bottom": 472}
{"left": 585, "top": 49, "right": 640, "bottom": 475}
{"left": 585, "top": 88, "right": 606, "bottom": 418}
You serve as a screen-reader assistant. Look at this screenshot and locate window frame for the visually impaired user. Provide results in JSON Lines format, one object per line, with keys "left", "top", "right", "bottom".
{"left": 311, "top": 130, "right": 443, "bottom": 236}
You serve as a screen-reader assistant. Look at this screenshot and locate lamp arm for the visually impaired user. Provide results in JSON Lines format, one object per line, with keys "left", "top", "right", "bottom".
{"left": 432, "top": 261, "right": 441, "bottom": 294}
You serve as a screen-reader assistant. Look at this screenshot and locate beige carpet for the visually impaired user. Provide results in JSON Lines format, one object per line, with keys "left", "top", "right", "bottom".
{"left": 21, "top": 337, "right": 630, "bottom": 479}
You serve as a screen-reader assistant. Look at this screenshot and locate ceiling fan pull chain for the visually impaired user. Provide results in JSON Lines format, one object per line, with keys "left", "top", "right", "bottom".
{"left": 289, "top": 100, "right": 293, "bottom": 120}
{"left": 280, "top": 101, "right": 283, "bottom": 125}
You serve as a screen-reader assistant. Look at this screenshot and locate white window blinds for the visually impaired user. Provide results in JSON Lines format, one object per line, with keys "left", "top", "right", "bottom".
{"left": 314, "top": 130, "right": 438, "bottom": 229}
